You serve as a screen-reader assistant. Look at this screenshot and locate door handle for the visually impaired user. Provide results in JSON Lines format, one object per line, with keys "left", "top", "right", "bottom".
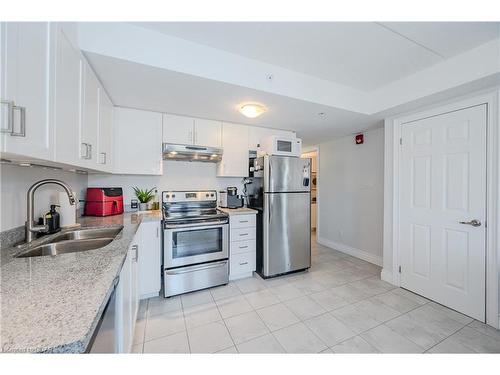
{"left": 11, "top": 105, "right": 26, "bottom": 137}
{"left": 1, "top": 100, "right": 14, "bottom": 134}
{"left": 87, "top": 144, "right": 92, "bottom": 160}
{"left": 459, "top": 219, "right": 481, "bottom": 227}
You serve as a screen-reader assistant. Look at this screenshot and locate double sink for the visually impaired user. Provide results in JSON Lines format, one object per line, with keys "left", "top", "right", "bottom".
{"left": 16, "top": 226, "right": 123, "bottom": 258}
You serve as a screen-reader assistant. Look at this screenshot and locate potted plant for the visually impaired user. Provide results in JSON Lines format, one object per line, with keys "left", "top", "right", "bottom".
{"left": 133, "top": 187, "right": 156, "bottom": 211}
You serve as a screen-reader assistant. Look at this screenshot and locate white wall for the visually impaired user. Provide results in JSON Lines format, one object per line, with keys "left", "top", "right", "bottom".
{"left": 88, "top": 160, "right": 244, "bottom": 205}
{"left": 0, "top": 164, "right": 88, "bottom": 231}
{"left": 317, "top": 127, "right": 384, "bottom": 265}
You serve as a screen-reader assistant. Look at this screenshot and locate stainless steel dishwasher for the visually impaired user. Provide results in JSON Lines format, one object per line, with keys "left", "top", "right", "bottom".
{"left": 88, "top": 281, "right": 118, "bottom": 353}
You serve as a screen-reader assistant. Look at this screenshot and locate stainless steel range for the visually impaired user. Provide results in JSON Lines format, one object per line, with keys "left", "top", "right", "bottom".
{"left": 162, "top": 190, "right": 229, "bottom": 297}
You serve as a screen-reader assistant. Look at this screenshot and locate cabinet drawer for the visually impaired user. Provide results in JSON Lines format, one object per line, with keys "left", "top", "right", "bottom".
{"left": 231, "top": 239, "right": 256, "bottom": 255}
{"left": 230, "top": 227, "right": 256, "bottom": 241}
{"left": 230, "top": 251, "right": 256, "bottom": 276}
{"left": 230, "top": 214, "right": 256, "bottom": 229}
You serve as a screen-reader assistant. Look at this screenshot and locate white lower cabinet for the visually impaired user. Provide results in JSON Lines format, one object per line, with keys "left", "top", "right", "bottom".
{"left": 115, "top": 234, "right": 139, "bottom": 353}
{"left": 229, "top": 214, "right": 257, "bottom": 281}
{"left": 138, "top": 221, "right": 161, "bottom": 299}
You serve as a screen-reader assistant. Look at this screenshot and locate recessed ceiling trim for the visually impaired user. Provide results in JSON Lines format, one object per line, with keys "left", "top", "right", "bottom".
{"left": 376, "top": 22, "right": 446, "bottom": 58}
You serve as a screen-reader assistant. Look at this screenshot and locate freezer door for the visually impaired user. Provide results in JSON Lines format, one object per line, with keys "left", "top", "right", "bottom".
{"left": 263, "top": 192, "right": 311, "bottom": 276}
{"left": 265, "top": 155, "right": 311, "bottom": 193}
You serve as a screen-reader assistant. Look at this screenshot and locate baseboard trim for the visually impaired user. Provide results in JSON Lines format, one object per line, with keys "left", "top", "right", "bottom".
{"left": 316, "top": 237, "right": 383, "bottom": 267}
{"left": 380, "top": 268, "right": 396, "bottom": 285}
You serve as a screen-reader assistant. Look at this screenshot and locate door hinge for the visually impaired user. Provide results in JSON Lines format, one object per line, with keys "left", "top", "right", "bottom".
{"left": 399, "top": 138, "right": 403, "bottom": 146}
{"left": 398, "top": 266, "right": 402, "bottom": 274}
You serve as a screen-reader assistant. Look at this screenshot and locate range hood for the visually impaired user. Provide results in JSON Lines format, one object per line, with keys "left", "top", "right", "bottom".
{"left": 162, "top": 143, "right": 223, "bottom": 163}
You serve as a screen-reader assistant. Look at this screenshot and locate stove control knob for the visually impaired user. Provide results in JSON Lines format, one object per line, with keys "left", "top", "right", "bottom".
{"left": 165, "top": 194, "right": 170, "bottom": 198}
{"left": 211, "top": 193, "right": 214, "bottom": 197}
{"left": 206, "top": 193, "right": 209, "bottom": 197}
{"left": 172, "top": 194, "right": 176, "bottom": 198}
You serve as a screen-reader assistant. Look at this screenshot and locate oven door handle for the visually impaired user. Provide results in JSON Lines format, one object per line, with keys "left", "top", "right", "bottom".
{"left": 164, "top": 220, "right": 228, "bottom": 229}
{"left": 165, "top": 260, "right": 227, "bottom": 275}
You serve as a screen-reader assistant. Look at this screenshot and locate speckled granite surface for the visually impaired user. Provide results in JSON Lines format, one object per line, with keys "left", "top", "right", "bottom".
{"left": 0, "top": 211, "right": 161, "bottom": 353}
{"left": 0, "top": 225, "right": 25, "bottom": 249}
{"left": 217, "top": 207, "right": 258, "bottom": 216}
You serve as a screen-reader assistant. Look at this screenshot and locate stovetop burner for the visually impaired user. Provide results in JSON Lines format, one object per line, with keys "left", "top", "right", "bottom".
{"left": 162, "top": 190, "right": 228, "bottom": 226}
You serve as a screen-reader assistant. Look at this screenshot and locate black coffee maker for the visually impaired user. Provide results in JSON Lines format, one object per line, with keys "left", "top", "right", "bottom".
{"left": 226, "top": 186, "right": 244, "bottom": 209}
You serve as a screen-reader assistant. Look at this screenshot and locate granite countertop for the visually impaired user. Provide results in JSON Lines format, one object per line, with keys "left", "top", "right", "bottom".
{"left": 0, "top": 211, "right": 161, "bottom": 353}
{"left": 217, "top": 207, "right": 258, "bottom": 215}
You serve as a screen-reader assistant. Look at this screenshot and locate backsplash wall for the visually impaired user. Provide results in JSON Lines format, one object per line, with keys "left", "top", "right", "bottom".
{"left": 88, "top": 160, "right": 245, "bottom": 205}
{"left": 0, "top": 164, "right": 88, "bottom": 232}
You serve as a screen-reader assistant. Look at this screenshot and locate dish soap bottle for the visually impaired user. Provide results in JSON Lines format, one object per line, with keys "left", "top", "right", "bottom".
{"left": 45, "top": 205, "right": 61, "bottom": 234}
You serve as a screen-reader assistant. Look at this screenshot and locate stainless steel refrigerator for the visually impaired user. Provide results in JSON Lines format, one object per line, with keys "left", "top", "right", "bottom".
{"left": 247, "top": 155, "right": 311, "bottom": 278}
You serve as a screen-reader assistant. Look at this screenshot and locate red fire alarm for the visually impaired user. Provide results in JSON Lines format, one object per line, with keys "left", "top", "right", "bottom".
{"left": 355, "top": 133, "right": 364, "bottom": 145}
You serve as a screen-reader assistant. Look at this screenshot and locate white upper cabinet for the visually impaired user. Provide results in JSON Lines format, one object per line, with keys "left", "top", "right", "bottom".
{"left": 217, "top": 122, "right": 249, "bottom": 177}
{"left": 162, "top": 113, "right": 221, "bottom": 148}
{"left": 162, "top": 113, "right": 194, "bottom": 145}
{"left": 54, "top": 27, "right": 83, "bottom": 167}
{"left": 248, "top": 126, "right": 295, "bottom": 151}
{"left": 80, "top": 62, "right": 100, "bottom": 167}
{"left": 114, "top": 107, "right": 163, "bottom": 175}
{"left": 98, "top": 90, "right": 114, "bottom": 172}
{"left": 0, "top": 22, "right": 53, "bottom": 160}
{"left": 194, "top": 118, "right": 221, "bottom": 148}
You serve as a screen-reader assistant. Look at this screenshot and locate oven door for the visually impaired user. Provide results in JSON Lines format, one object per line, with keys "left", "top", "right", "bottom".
{"left": 164, "top": 221, "right": 228, "bottom": 268}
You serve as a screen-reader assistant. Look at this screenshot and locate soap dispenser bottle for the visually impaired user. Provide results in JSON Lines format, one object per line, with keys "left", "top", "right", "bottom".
{"left": 45, "top": 205, "right": 61, "bottom": 234}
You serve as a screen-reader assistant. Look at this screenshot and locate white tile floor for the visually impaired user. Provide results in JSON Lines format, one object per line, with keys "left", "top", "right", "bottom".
{"left": 132, "top": 237, "right": 500, "bottom": 353}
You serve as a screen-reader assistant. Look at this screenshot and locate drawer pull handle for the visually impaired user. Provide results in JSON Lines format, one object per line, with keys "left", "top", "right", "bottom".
{"left": 239, "top": 262, "right": 248, "bottom": 265}
{"left": 239, "top": 220, "right": 249, "bottom": 223}
{"left": 239, "top": 245, "right": 248, "bottom": 249}
{"left": 239, "top": 233, "right": 248, "bottom": 236}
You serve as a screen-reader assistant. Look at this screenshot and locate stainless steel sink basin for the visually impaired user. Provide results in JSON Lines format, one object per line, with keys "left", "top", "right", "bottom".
{"left": 16, "top": 238, "right": 114, "bottom": 258}
{"left": 50, "top": 226, "right": 123, "bottom": 242}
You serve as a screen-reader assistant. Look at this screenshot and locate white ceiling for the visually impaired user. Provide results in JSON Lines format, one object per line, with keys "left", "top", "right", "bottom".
{"left": 85, "top": 52, "right": 378, "bottom": 146}
{"left": 132, "top": 22, "right": 500, "bottom": 91}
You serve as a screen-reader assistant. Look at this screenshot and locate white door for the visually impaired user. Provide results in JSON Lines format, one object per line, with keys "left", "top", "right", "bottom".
{"left": 1, "top": 22, "right": 53, "bottom": 160}
{"left": 400, "top": 104, "right": 487, "bottom": 321}
{"left": 194, "top": 118, "right": 221, "bottom": 147}
{"left": 54, "top": 28, "right": 83, "bottom": 166}
{"left": 138, "top": 221, "right": 161, "bottom": 299}
{"left": 162, "top": 113, "right": 194, "bottom": 145}
{"left": 113, "top": 107, "right": 163, "bottom": 175}
{"left": 98, "top": 90, "right": 113, "bottom": 172}
{"left": 81, "top": 63, "right": 99, "bottom": 167}
{"left": 217, "top": 122, "right": 249, "bottom": 177}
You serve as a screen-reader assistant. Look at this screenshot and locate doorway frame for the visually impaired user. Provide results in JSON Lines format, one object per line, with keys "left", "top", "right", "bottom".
{"left": 383, "top": 89, "right": 499, "bottom": 328}
{"left": 301, "top": 147, "right": 320, "bottom": 236}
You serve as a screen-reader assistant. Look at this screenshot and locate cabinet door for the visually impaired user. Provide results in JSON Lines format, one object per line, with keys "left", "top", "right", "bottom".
{"left": 1, "top": 22, "right": 52, "bottom": 160}
{"left": 162, "top": 113, "right": 193, "bottom": 145}
{"left": 138, "top": 221, "right": 161, "bottom": 299}
{"left": 113, "top": 107, "right": 163, "bottom": 175}
{"left": 130, "top": 242, "right": 139, "bottom": 333}
{"left": 98, "top": 90, "right": 113, "bottom": 172}
{"left": 116, "top": 251, "right": 131, "bottom": 353}
{"left": 54, "top": 28, "right": 83, "bottom": 166}
{"left": 217, "top": 122, "right": 249, "bottom": 177}
{"left": 81, "top": 62, "right": 99, "bottom": 167}
{"left": 194, "top": 118, "right": 221, "bottom": 147}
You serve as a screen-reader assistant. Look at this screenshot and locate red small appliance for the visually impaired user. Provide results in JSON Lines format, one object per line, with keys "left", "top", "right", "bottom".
{"left": 85, "top": 187, "right": 124, "bottom": 216}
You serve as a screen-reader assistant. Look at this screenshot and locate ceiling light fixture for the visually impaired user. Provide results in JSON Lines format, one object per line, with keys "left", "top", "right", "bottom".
{"left": 239, "top": 103, "right": 267, "bottom": 119}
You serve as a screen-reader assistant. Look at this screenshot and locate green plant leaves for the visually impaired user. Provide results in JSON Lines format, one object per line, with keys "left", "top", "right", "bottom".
{"left": 133, "top": 186, "right": 157, "bottom": 203}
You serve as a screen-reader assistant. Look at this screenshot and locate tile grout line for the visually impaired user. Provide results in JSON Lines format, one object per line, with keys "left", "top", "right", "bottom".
{"left": 212, "top": 293, "right": 240, "bottom": 353}
{"left": 423, "top": 325, "right": 475, "bottom": 353}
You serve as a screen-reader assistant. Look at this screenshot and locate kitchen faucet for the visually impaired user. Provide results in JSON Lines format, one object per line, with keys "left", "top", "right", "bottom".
{"left": 25, "top": 179, "right": 76, "bottom": 244}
